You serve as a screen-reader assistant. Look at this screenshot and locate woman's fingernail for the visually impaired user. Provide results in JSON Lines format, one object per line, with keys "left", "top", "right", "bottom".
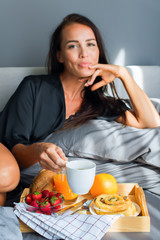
{"left": 87, "top": 81, "right": 92, "bottom": 85}
{"left": 89, "top": 65, "right": 94, "bottom": 68}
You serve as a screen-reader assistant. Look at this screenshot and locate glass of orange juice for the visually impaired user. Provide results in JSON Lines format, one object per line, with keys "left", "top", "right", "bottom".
{"left": 53, "top": 170, "right": 78, "bottom": 201}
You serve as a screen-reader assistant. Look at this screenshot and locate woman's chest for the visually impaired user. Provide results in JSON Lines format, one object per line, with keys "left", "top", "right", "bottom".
{"left": 65, "top": 98, "right": 82, "bottom": 119}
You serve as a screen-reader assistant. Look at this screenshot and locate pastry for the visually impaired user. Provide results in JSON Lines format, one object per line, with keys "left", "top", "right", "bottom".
{"left": 29, "top": 169, "right": 56, "bottom": 193}
{"left": 94, "top": 194, "right": 136, "bottom": 216}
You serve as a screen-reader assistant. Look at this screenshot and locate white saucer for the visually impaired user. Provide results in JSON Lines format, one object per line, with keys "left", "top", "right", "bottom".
{"left": 89, "top": 202, "right": 141, "bottom": 217}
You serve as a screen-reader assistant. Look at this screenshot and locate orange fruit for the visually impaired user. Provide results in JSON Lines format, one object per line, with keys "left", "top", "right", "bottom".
{"left": 90, "top": 173, "right": 118, "bottom": 197}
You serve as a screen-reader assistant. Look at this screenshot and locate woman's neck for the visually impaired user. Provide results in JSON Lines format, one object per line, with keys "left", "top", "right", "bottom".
{"left": 60, "top": 73, "right": 85, "bottom": 119}
{"left": 60, "top": 73, "right": 85, "bottom": 101}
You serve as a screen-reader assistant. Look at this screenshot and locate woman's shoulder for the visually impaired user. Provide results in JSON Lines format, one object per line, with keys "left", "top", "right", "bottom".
{"left": 22, "top": 74, "right": 60, "bottom": 85}
{"left": 19, "top": 74, "right": 62, "bottom": 91}
{"left": 10, "top": 74, "right": 62, "bottom": 101}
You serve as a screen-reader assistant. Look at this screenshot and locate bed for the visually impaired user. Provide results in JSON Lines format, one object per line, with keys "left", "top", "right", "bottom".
{"left": 0, "top": 66, "right": 160, "bottom": 240}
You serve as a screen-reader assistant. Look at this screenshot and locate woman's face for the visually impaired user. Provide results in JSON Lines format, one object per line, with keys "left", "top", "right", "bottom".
{"left": 57, "top": 23, "right": 100, "bottom": 79}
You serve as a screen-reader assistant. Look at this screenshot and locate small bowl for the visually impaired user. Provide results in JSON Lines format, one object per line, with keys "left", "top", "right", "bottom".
{"left": 23, "top": 197, "right": 64, "bottom": 215}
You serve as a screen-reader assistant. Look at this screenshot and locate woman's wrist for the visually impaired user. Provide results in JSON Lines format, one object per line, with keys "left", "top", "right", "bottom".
{"left": 118, "top": 66, "right": 128, "bottom": 80}
{"left": 118, "top": 66, "right": 133, "bottom": 86}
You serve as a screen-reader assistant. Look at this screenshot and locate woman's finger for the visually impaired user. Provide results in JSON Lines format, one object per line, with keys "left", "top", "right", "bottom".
{"left": 85, "top": 69, "right": 101, "bottom": 87}
{"left": 89, "top": 63, "right": 115, "bottom": 71}
{"left": 56, "top": 146, "right": 68, "bottom": 162}
{"left": 89, "top": 64, "right": 120, "bottom": 78}
{"left": 39, "top": 151, "right": 62, "bottom": 171}
{"left": 91, "top": 79, "right": 107, "bottom": 91}
{"left": 46, "top": 147, "right": 67, "bottom": 168}
{"left": 41, "top": 161, "right": 62, "bottom": 172}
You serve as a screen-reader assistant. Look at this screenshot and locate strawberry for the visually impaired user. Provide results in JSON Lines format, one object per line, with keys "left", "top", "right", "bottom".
{"left": 42, "top": 190, "right": 50, "bottom": 198}
{"left": 50, "top": 196, "right": 61, "bottom": 206}
{"left": 32, "top": 190, "right": 42, "bottom": 201}
{"left": 52, "top": 204, "right": 61, "bottom": 212}
{"left": 40, "top": 201, "right": 51, "bottom": 214}
{"left": 30, "top": 200, "right": 39, "bottom": 208}
{"left": 39, "top": 198, "right": 47, "bottom": 203}
{"left": 27, "top": 200, "right": 39, "bottom": 212}
{"left": 27, "top": 206, "right": 35, "bottom": 212}
{"left": 55, "top": 193, "right": 64, "bottom": 202}
{"left": 35, "top": 210, "right": 43, "bottom": 214}
{"left": 25, "top": 194, "right": 32, "bottom": 204}
{"left": 49, "top": 192, "right": 56, "bottom": 198}
{"left": 45, "top": 209, "right": 52, "bottom": 215}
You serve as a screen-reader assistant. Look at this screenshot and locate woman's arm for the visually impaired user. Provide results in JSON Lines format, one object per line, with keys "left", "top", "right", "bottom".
{"left": 0, "top": 75, "right": 67, "bottom": 171}
{"left": 0, "top": 143, "right": 20, "bottom": 205}
{"left": 115, "top": 67, "right": 160, "bottom": 128}
{"left": 12, "top": 142, "right": 68, "bottom": 171}
{"left": 84, "top": 64, "right": 160, "bottom": 129}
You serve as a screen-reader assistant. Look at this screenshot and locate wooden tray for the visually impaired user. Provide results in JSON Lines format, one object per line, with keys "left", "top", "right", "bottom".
{"left": 18, "top": 183, "right": 150, "bottom": 232}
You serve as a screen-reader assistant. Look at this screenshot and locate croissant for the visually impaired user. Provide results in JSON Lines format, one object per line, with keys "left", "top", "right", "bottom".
{"left": 29, "top": 169, "right": 56, "bottom": 193}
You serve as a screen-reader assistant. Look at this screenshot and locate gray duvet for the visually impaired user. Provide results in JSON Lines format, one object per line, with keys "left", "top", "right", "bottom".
{"left": 44, "top": 99, "right": 160, "bottom": 195}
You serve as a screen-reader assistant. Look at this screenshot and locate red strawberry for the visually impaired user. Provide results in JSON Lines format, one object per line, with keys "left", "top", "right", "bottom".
{"left": 42, "top": 190, "right": 50, "bottom": 198}
{"left": 52, "top": 204, "right": 61, "bottom": 213}
{"left": 25, "top": 194, "right": 32, "bottom": 204}
{"left": 40, "top": 201, "right": 51, "bottom": 214}
{"left": 30, "top": 200, "right": 39, "bottom": 208}
{"left": 35, "top": 210, "right": 43, "bottom": 214}
{"left": 32, "top": 190, "right": 42, "bottom": 201}
{"left": 49, "top": 192, "right": 56, "bottom": 198}
{"left": 50, "top": 196, "right": 61, "bottom": 206}
{"left": 39, "top": 198, "right": 47, "bottom": 203}
{"left": 27, "top": 206, "right": 35, "bottom": 212}
{"left": 27, "top": 200, "right": 39, "bottom": 212}
{"left": 45, "top": 209, "right": 52, "bottom": 215}
{"left": 55, "top": 193, "right": 64, "bottom": 202}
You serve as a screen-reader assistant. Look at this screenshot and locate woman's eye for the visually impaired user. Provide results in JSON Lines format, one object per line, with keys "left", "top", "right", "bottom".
{"left": 68, "top": 44, "right": 78, "bottom": 49}
{"left": 87, "top": 42, "right": 96, "bottom": 47}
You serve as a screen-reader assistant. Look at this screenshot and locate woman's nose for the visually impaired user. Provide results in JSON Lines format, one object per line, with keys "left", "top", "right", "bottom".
{"left": 79, "top": 46, "right": 88, "bottom": 58}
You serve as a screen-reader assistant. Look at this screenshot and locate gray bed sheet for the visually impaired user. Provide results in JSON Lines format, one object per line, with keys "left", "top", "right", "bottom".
{"left": 44, "top": 119, "right": 160, "bottom": 195}
{"left": 45, "top": 98, "right": 160, "bottom": 171}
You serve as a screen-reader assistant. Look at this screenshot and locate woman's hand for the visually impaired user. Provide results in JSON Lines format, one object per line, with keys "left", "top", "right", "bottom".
{"left": 32, "top": 142, "right": 68, "bottom": 171}
{"left": 82, "top": 64, "right": 125, "bottom": 91}
{"left": 79, "top": 63, "right": 160, "bottom": 128}
{"left": 12, "top": 142, "right": 68, "bottom": 171}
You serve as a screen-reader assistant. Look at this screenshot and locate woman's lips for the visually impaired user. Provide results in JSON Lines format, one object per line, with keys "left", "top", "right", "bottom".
{"left": 79, "top": 63, "right": 91, "bottom": 68}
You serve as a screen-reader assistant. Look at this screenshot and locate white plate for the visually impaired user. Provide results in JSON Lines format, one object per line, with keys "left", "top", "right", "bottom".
{"left": 89, "top": 202, "right": 141, "bottom": 217}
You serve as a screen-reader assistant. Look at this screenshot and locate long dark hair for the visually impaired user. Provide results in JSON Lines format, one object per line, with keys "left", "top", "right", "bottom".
{"left": 47, "top": 13, "right": 126, "bottom": 128}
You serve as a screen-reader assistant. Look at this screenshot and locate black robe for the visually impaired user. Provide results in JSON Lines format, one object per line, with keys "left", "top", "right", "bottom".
{"left": 0, "top": 74, "right": 65, "bottom": 150}
{"left": 0, "top": 74, "right": 128, "bottom": 150}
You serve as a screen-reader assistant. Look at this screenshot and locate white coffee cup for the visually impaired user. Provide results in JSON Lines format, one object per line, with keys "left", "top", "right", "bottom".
{"left": 66, "top": 160, "right": 96, "bottom": 195}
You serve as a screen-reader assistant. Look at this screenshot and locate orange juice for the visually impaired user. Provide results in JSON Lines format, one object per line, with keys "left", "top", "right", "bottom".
{"left": 53, "top": 173, "right": 78, "bottom": 200}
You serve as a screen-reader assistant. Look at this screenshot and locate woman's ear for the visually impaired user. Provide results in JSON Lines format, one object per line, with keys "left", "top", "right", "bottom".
{"left": 57, "top": 51, "right": 64, "bottom": 63}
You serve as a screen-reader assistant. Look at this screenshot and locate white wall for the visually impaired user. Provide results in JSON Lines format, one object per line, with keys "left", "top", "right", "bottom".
{"left": 0, "top": 0, "right": 160, "bottom": 67}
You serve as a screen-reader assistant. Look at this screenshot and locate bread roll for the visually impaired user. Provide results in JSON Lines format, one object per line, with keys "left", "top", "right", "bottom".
{"left": 29, "top": 169, "right": 56, "bottom": 193}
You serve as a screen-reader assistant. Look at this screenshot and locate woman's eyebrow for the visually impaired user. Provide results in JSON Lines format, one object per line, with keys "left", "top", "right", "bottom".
{"left": 86, "top": 38, "right": 96, "bottom": 42}
{"left": 65, "top": 40, "right": 78, "bottom": 45}
{"left": 65, "top": 38, "right": 96, "bottom": 45}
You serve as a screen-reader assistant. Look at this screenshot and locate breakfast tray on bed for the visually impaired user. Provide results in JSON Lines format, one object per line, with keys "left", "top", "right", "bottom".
{"left": 18, "top": 183, "right": 150, "bottom": 232}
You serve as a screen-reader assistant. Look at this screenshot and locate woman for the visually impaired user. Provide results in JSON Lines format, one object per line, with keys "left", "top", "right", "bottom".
{"left": 0, "top": 143, "right": 20, "bottom": 206}
{"left": 0, "top": 13, "right": 160, "bottom": 173}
